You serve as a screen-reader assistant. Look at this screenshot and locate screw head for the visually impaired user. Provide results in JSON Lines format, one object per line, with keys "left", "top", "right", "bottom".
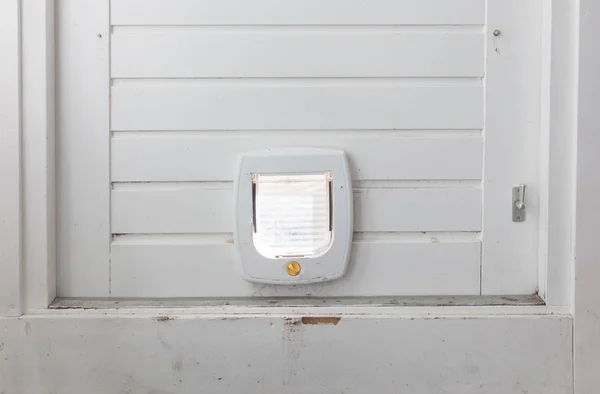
{"left": 493, "top": 29, "right": 501, "bottom": 37}
{"left": 286, "top": 261, "right": 301, "bottom": 276}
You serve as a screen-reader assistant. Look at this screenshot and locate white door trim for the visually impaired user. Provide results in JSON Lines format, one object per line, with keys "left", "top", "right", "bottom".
{"left": 573, "top": 0, "right": 600, "bottom": 392}
{"left": 0, "top": 0, "right": 23, "bottom": 317}
{"left": 21, "top": 0, "right": 57, "bottom": 310}
{"left": 538, "top": 0, "right": 579, "bottom": 307}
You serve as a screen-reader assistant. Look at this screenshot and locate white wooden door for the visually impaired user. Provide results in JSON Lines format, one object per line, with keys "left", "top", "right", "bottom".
{"left": 56, "top": 0, "right": 541, "bottom": 299}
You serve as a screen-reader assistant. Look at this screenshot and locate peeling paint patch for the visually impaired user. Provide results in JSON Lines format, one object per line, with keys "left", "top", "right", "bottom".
{"left": 283, "top": 317, "right": 302, "bottom": 334}
{"left": 301, "top": 317, "right": 341, "bottom": 326}
{"left": 155, "top": 316, "right": 173, "bottom": 322}
{"left": 284, "top": 317, "right": 301, "bottom": 326}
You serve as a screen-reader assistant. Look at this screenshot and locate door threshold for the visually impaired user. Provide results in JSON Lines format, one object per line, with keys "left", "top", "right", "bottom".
{"left": 50, "top": 294, "right": 545, "bottom": 310}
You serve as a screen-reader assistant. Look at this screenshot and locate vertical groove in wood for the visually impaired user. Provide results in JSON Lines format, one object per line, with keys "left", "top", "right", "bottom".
{"left": 108, "top": 0, "right": 113, "bottom": 297}
{"left": 480, "top": 0, "right": 489, "bottom": 297}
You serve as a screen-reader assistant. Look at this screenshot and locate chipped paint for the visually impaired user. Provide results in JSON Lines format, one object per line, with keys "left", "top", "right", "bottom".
{"left": 301, "top": 317, "right": 341, "bottom": 326}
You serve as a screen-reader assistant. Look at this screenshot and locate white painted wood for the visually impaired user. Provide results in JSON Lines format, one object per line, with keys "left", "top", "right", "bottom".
{"left": 112, "top": 28, "right": 484, "bottom": 78}
{"left": 538, "top": 0, "right": 578, "bottom": 306}
{"left": 21, "top": 0, "right": 56, "bottom": 310}
{"left": 111, "top": 185, "right": 233, "bottom": 234}
{"left": 481, "top": 0, "right": 543, "bottom": 295}
{"left": 1, "top": 2, "right": 590, "bottom": 391}
{"left": 574, "top": 0, "right": 600, "bottom": 391}
{"left": 537, "top": 0, "right": 552, "bottom": 304}
{"left": 353, "top": 188, "right": 481, "bottom": 232}
{"left": 54, "top": 0, "right": 571, "bottom": 303}
{"left": 0, "top": 313, "right": 572, "bottom": 393}
{"left": 111, "top": 83, "right": 483, "bottom": 131}
{"left": 56, "top": 0, "right": 110, "bottom": 297}
{"left": 112, "top": 186, "right": 481, "bottom": 234}
{"left": 111, "top": 237, "right": 481, "bottom": 297}
{"left": 112, "top": 132, "right": 483, "bottom": 182}
{"left": 110, "top": 0, "right": 485, "bottom": 26}
{"left": 0, "top": 0, "right": 22, "bottom": 317}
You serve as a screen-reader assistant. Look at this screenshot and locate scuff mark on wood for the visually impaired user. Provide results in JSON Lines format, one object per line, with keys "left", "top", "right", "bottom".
{"left": 284, "top": 317, "right": 302, "bottom": 326}
{"left": 283, "top": 317, "right": 302, "bottom": 334}
{"left": 172, "top": 357, "right": 183, "bottom": 372}
{"left": 301, "top": 317, "right": 341, "bottom": 326}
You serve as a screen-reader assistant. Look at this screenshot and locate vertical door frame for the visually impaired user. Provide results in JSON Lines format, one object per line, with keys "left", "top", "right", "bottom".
{"left": 0, "top": 0, "right": 56, "bottom": 316}
{"left": 537, "top": 0, "right": 579, "bottom": 307}
{"left": 21, "top": 0, "right": 57, "bottom": 311}
{"left": 0, "top": 0, "right": 23, "bottom": 317}
{"left": 573, "top": 0, "right": 600, "bottom": 392}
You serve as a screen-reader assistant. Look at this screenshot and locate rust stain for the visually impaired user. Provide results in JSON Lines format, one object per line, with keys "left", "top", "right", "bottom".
{"left": 155, "top": 315, "right": 173, "bottom": 322}
{"left": 301, "top": 316, "right": 341, "bottom": 326}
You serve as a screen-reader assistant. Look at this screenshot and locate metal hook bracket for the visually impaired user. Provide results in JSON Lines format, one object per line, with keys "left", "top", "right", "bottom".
{"left": 512, "top": 184, "right": 527, "bottom": 222}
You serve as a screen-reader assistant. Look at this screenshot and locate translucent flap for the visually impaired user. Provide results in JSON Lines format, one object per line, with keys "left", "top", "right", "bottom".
{"left": 252, "top": 172, "right": 333, "bottom": 259}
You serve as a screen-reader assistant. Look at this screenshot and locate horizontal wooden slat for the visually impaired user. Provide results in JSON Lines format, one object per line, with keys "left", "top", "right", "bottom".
{"left": 110, "top": 0, "right": 485, "bottom": 26}
{"left": 111, "top": 29, "right": 484, "bottom": 78}
{"left": 111, "top": 187, "right": 482, "bottom": 233}
{"left": 110, "top": 240, "right": 481, "bottom": 297}
{"left": 111, "top": 84, "right": 483, "bottom": 130}
{"left": 111, "top": 132, "right": 483, "bottom": 181}
{"left": 353, "top": 188, "right": 481, "bottom": 232}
